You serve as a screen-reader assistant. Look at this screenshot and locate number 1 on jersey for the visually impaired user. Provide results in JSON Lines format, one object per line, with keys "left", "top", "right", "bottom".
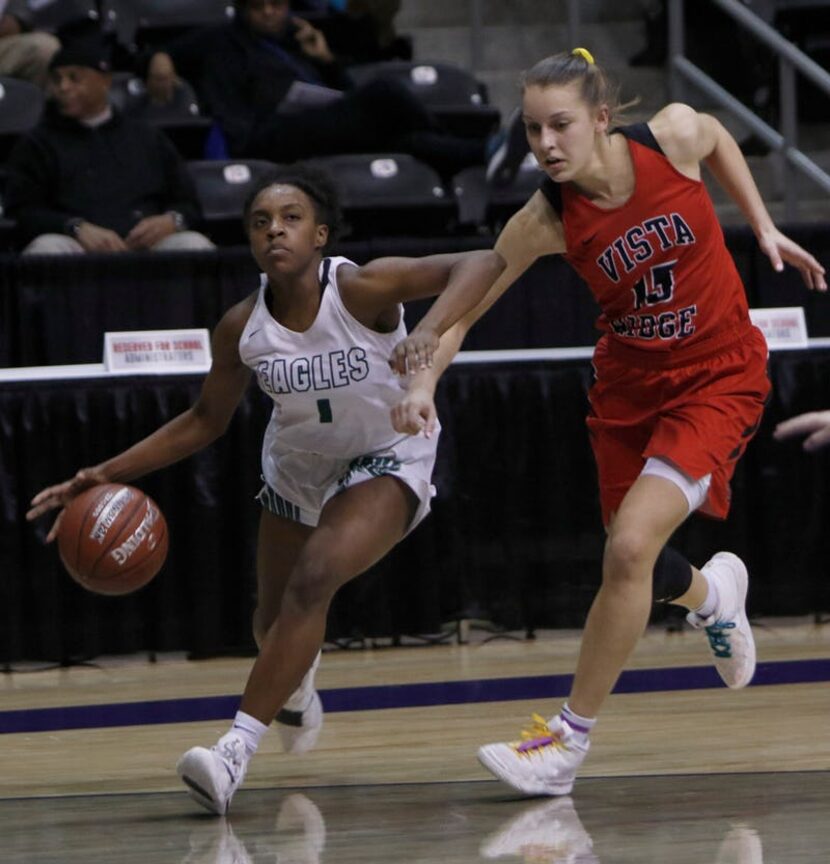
{"left": 317, "top": 399, "right": 333, "bottom": 423}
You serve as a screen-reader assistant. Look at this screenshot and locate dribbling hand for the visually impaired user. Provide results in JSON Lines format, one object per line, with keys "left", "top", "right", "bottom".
{"left": 26, "top": 467, "right": 109, "bottom": 542}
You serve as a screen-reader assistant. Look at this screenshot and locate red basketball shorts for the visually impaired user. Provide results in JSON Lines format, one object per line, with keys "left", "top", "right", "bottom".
{"left": 586, "top": 326, "right": 770, "bottom": 525}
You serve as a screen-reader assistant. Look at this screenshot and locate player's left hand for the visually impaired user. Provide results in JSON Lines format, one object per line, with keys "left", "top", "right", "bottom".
{"left": 389, "top": 327, "right": 440, "bottom": 376}
{"left": 391, "top": 386, "right": 438, "bottom": 438}
{"left": 758, "top": 227, "right": 827, "bottom": 292}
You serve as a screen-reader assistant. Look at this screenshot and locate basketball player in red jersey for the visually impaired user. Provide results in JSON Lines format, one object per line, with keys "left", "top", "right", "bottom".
{"left": 391, "top": 48, "right": 827, "bottom": 797}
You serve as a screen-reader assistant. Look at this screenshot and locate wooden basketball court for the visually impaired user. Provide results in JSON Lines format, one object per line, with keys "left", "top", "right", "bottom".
{"left": 2, "top": 617, "right": 829, "bottom": 862}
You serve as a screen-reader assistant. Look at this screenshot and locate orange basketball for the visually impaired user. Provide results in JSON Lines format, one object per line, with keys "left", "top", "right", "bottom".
{"left": 57, "top": 483, "right": 169, "bottom": 596}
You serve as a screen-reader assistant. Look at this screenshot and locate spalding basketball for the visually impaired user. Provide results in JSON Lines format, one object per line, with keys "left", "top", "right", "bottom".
{"left": 57, "top": 484, "right": 168, "bottom": 596}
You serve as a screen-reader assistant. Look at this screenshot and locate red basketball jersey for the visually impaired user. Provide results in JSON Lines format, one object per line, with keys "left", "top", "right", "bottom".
{"left": 540, "top": 124, "right": 750, "bottom": 356}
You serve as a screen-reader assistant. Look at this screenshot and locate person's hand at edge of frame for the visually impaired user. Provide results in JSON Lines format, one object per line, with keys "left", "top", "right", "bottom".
{"left": 773, "top": 410, "right": 830, "bottom": 452}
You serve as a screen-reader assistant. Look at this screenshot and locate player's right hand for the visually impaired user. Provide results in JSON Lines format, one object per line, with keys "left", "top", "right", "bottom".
{"left": 391, "top": 387, "right": 437, "bottom": 438}
{"left": 26, "top": 468, "right": 108, "bottom": 542}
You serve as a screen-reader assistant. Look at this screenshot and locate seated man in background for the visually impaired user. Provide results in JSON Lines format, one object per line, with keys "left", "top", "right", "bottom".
{"left": 7, "top": 40, "right": 214, "bottom": 255}
{"left": 145, "top": 0, "right": 499, "bottom": 180}
{"left": 0, "top": 0, "right": 60, "bottom": 87}
{"left": 291, "top": 0, "right": 411, "bottom": 64}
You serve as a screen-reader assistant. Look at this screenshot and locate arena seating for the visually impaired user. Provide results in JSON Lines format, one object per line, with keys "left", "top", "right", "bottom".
{"left": 0, "top": 77, "right": 45, "bottom": 161}
{"left": 26, "top": 0, "right": 100, "bottom": 34}
{"left": 187, "top": 158, "right": 281, "bottom": 244}
{"left": 306, "top": 152, "right": 458, "bottom": 239}
{"left": 346, "top": 60, "right": 501, "bottom": 138}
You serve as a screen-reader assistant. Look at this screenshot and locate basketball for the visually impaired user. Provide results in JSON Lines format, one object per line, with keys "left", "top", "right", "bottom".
{"left": 57, "top": 484, "right": 169, "bottom": 596}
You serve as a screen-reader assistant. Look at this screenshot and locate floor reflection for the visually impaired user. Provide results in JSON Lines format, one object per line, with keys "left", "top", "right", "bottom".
{"left": 2, "top": 771, "right": 827, "bottom": 863}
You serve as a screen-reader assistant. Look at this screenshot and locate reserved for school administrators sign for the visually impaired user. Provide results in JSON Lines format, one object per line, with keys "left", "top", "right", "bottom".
{"left": 104, "top": 329, "right": 212, "bottom": 374}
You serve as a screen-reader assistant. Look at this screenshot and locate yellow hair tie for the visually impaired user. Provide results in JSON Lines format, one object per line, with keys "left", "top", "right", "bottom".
{"left": 571, "top": 47, "right": 595, "bottom": 65}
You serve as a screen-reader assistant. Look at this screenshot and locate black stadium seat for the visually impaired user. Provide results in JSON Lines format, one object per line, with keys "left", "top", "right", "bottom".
{"left": 0, "top": 77, "right": 45, "bottom": 161}
{"left": 452, "top": 161, "right": 544, "bottom": 233}
{"left": 109, "top": 73, "right": 211, "bottom": 159}
{"left": 103, "top": 0, "right": 235, "bottom": 51}
{"left": 109, "top": 72, "right": 200, "bottom": 120}
{"left": 307, "top": 153, "right": 457, "bottom": 239}
{"left": 26, "top": 0, "right": 100, "bottom": 35}
{"left": 187, "top": 158, "right": 281, "bottom": 245}
{"left": 0, "top": 165, "right": 16, "bottom": 252}
{"left": 346, "top": 61, "right": 501, "bottom": 138}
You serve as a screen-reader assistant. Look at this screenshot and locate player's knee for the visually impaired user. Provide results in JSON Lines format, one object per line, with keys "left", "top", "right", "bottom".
{"left": 251, "top": 606, "right": 271, "bottom": 646}
{"left": 604, "top": 528, "right": 656, "bottom": 584}
{"left": 284, "top": 556, "right": 340, "bottom": 612}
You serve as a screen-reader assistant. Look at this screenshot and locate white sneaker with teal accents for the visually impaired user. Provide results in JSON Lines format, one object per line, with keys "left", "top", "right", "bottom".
{"left": 177, "top": 732, "right": 248, "bottom": 815}
{"left": 477, "top": 714, "right": 589, "bottom": 797}
{"left": 687, "top": 552, "right": 756, "bottom": 689}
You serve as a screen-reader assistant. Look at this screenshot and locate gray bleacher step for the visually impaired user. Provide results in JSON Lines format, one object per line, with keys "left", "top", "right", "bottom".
{"left": 407, "top": 21, "right": 647, "bottom": 73}
{"left": 715, "top": 198, "right": 830, "bottom": 225}
{"left": 768, "top": 147, "right": 830, "bottom": 199}
{"left": 408, "top": 21, "right": 659, "bottom": 120}
{"left": 397, "top": 0, "right": 648, "bottom": 29}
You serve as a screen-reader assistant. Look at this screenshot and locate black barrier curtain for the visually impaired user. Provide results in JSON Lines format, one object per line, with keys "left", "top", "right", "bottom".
{"left": 2, "top": 225, "right": 830, "bottom": 368}
{"left": 2, "top": 352, "right": 829, "bottom": 664}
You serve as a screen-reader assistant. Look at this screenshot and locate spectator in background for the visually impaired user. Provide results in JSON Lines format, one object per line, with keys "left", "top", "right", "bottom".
{"left": 292, "top": 0, "right": 411, "bottom": 63}
{"left": 0, "top": 0, "right": 60, "bottom": 87}
{"left": 6, "top": 40, "right": 214, "bottom": 255}
{"left": 145, "top": 0, "right": 500, "bottom": 180}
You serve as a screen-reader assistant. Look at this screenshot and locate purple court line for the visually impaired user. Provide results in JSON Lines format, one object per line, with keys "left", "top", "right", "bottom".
{"left": 1, "top": 657, "right": 828, "bottom": 735}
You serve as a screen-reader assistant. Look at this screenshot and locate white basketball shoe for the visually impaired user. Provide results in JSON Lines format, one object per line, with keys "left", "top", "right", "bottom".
{"left": 715, "top": 823, "right": 764, "bottom": 864}
{"left": 181, "top": 820, "right": 253, "bottom": 864}
{"left": 276, "top": 651, "right": 323, "bottom": 753}
{"left": 273, "top": 793, "right": 327, "bottom": 864}
{"left": 177, "top": 731, "right": 248, "bottom": 816}
{"left": 686, "top": 552, "right": 756, "bottom": 688}
{"left": 480, "top": 796, "right": 597, "bottom": 862}
{"left": 478, "top": 714, "right": 590, "bottom": 797}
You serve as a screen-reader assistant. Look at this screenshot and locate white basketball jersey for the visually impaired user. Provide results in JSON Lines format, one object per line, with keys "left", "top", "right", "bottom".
{"left": 238, "top": 256, "right": 410, "bottom": 477}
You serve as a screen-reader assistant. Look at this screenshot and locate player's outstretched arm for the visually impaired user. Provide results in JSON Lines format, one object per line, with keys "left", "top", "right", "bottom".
{"left": 26, "top": 298, "right": 255, "bottom": 538}
{"left": 654, "top": 104, "right": 826, "bottom": 292}
{"left": 392, "top": 191, "right": 565, "bottom": 433}
{"left": 773, "top": 410, "right": 830, "bottom": 451}
{"left": 341, "top": 248, "right": 504, "bottom": 376}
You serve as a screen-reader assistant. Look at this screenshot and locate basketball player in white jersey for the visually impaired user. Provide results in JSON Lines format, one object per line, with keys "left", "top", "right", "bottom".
{"left": 27, "top": 163, "right": 505, "bottom": 815}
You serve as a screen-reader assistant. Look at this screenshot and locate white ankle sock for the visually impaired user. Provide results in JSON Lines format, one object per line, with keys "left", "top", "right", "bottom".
{"left": 694, "top": 570, "right": 720, "bottom": 619}
{"left": 230, "top": 710, "right": 269, "bottom": 757}
{"left": 559, "top": 704, "right": 595, "bottom": 745}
